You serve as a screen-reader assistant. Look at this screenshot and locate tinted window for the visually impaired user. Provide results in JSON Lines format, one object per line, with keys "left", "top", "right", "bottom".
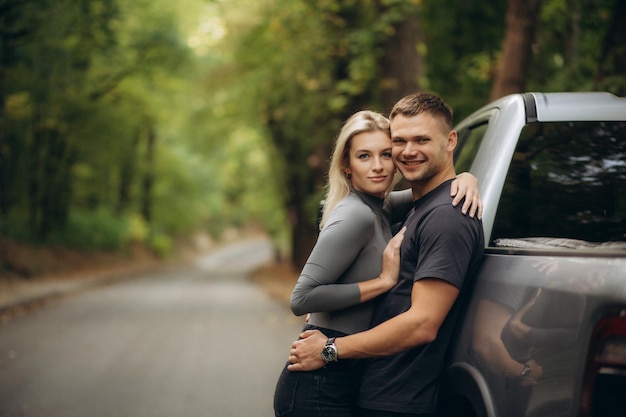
{"left": 491, "top": 121, "right": 626, "bottom": 246}
{"left": 455, "top": 122, "right": 488, "bottom": 173}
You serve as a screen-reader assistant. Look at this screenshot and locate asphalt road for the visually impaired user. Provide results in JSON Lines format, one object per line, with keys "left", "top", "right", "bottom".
{"left": 0, "top": 238, "right": 304, "bottom": 417}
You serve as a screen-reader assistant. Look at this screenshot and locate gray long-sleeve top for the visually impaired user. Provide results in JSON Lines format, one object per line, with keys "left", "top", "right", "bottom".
{"left": 290, "top": 189, "right": 413, "bottom": 334}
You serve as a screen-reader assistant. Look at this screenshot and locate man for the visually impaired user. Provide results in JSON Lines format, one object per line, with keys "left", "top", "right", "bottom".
{"left": 287, "top": 92, "right": 485, "bottom": 417}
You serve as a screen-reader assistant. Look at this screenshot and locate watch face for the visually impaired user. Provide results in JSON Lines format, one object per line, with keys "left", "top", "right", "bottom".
{"left": 321, "top": 345, "right": 337, "bottom": 362}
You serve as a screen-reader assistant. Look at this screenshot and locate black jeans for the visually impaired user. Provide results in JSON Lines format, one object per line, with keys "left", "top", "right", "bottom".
{"left": 354, "top": 408, "right": 436, "bottom": 417}
{"left": 273, "top": 326, "right": 364, "bottom": 417}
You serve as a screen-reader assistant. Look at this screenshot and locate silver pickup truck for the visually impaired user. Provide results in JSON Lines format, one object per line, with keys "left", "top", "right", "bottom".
{"left": 439, "top": 92, "right": 626, "bottom": 417}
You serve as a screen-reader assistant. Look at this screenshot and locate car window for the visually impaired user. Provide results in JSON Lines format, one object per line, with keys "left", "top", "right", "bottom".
{"left": 454, "top": 122, "right": 488, "bottom": 173}
{"left": 491, "top": 121, "right": 626, "bottom": 249}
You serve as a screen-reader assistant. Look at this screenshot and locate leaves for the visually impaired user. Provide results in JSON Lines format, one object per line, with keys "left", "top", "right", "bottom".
{"left": 0, "top": 0, "right": 623, "bottom": 261}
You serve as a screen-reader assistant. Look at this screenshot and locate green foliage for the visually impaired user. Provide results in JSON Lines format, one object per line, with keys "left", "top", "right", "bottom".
{"left": 147, "top": 232, "right": 173, "bottom": 258}
{"left": 527, "top": 0, "right": 622, "bottom": 93}
{"left": 421, "top": 0, "right": 507, "bottom": 119}
{"left": 46, "top": 209, "right": 129, "bottom": 250}
{"left": 127, "top": 214, "right": 150, "bottom": 242}
{"left": 1, "top": 0, "right": 623, "bottom": 263}
{"left": 227, "top": 0, "right": 427, "bottom": 263}
{"left": 0, "top": 0, "right": 287, "bottom": 251}
{"left": 149, "top": 141, "right": 222, "bottom": 235}
{"left": 418, "top": 0, "right": 624, "bottom": 119}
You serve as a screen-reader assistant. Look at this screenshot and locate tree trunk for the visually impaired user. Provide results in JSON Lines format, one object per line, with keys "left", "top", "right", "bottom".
{"left": 38, "top": 127, "right": 74, "bottom": 239}
{"left": 0, "top": 39, "right": 7, "bottom": 219}
{"left": 28, "top": 126, "right": 42, "bottom": 237}
{"left": 140, "top": 124, "right": 155, "bottom": 223}
{"left": 284, "top": 143, "right": 319, "bottom": 270}
{"left": 490, "top": 0, "right": 542, "bottom": 100}
{"left": 28, "top": 123, "right": 74, "bottom": 240}
{"left": 117, "top": 127, "right": 140, "bottom": 215}
{"left": 380, "top": 15, "right": 423, "bottom": 113}
{"left": 289, "top": 199, "right": 319, "bottom": 270}
{"left": 0, "top": 3, "right": 20, "bottom": 220}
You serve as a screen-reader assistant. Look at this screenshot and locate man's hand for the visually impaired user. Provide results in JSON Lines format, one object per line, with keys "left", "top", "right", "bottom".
{"left": 286, "top": 329, "right": 328, "bottom": 372}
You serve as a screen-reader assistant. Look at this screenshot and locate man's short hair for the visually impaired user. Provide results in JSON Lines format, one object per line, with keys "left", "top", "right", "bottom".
{"left": 389, "top": 92, "right": 453, "bottom": 131}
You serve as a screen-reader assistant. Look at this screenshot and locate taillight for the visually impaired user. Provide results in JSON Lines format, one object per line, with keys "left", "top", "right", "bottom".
{"left": 580, "top": 311, "right": 626, "bottom": 417}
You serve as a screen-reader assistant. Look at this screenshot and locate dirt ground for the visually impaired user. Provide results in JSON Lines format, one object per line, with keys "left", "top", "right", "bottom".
{"left": 0, "top": 237, "right": 298, "bottom": 308}
{"left": 249, "top": 262, "right": 298, "bottom": 306}
{"left": 0, "top": 239, "right": 162, "bottom": 280}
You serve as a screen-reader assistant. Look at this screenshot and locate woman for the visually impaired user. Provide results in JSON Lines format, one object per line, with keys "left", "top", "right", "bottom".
{"left": 273, "top": 110, "right": 481, "bottom": 417}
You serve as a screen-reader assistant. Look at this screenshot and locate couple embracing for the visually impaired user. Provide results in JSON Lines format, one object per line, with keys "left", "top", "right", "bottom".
{"left": 274, "top": 92, "right": 485, "bottom": 417}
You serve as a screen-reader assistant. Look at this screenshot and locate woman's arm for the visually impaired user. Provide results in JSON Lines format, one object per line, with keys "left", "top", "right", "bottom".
{"left": 386, "top": 171, "right": 482, "bottom": 222}
{"left": 290, "top": 205, "right": 403, "bottom": 316}
{"left": 451, "top": 172, "right": 483, "bottom": 218}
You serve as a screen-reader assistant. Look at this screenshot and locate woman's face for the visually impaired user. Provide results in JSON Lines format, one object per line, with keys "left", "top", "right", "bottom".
{"left": 346, "top": 130, "right": 395, "bottom": 198}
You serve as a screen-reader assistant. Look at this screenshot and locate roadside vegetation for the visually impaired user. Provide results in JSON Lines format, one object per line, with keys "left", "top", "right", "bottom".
{"left": 0, "top": 0, "right": 624, "bottom": 279}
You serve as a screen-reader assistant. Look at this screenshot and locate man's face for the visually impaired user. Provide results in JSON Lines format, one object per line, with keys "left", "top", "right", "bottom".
{"left": 390, "top": 113, "right": 456, "bottom": 185}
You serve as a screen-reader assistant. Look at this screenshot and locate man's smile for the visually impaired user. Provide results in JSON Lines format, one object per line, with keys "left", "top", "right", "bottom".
{"left": 400, "top": 160, "right": 426, "bottom": 166}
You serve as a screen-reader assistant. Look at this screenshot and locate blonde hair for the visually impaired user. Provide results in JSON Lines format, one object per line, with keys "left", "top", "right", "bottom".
{"left": 319, "top": 110, "right": 392, "bottom": 230}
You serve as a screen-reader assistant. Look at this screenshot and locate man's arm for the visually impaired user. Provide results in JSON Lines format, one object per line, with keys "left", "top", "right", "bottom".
{"left": 287, "top": 277, "right": 459, "bottom": 371}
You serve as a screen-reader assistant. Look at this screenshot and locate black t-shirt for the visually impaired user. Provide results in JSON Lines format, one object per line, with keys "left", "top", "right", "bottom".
{"left": 358, "top": 179, "right": 485, "bottom": 414}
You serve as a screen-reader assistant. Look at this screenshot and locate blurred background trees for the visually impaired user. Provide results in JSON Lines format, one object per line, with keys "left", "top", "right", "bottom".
{"left": 0, "top": 0, "right": 624, "bottom": 270}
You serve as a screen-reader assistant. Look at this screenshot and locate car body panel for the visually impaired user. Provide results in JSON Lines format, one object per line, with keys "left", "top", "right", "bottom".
{"left": 441, "top": 92, "right": 626, "bottom": 417}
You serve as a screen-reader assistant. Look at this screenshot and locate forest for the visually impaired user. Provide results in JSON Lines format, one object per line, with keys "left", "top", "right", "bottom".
{"left": 0, "top": 0, "right": 624, "bottom": 272}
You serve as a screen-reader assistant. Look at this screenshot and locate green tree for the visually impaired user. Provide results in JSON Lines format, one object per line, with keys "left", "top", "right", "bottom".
{"left": 528, "top": 0, "right": 626, "bottom": 95}
{"left": 490, "top": 0, "right": 543, "bottom": 100}
{"left": 1, "top": 0, "right": 198, "bottom": 247}
{"left": 420, "top": 0, "right": 507, "bottom": 118}
{"left": 593, "top": 0, "right": 626, "bottom": 95}
{"left": 229, "top": 0, "right": 422, "bottom": 266}
{"left": 2, "top": 0, "right": 623, "bottom": 270}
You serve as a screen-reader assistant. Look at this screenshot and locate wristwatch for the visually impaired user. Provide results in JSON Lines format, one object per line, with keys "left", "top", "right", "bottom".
{"left": 520, "top": 363, "right": 531, "bottom": 378}
{"left": 321, "top": 337, "right": 338, "bottom": 363}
